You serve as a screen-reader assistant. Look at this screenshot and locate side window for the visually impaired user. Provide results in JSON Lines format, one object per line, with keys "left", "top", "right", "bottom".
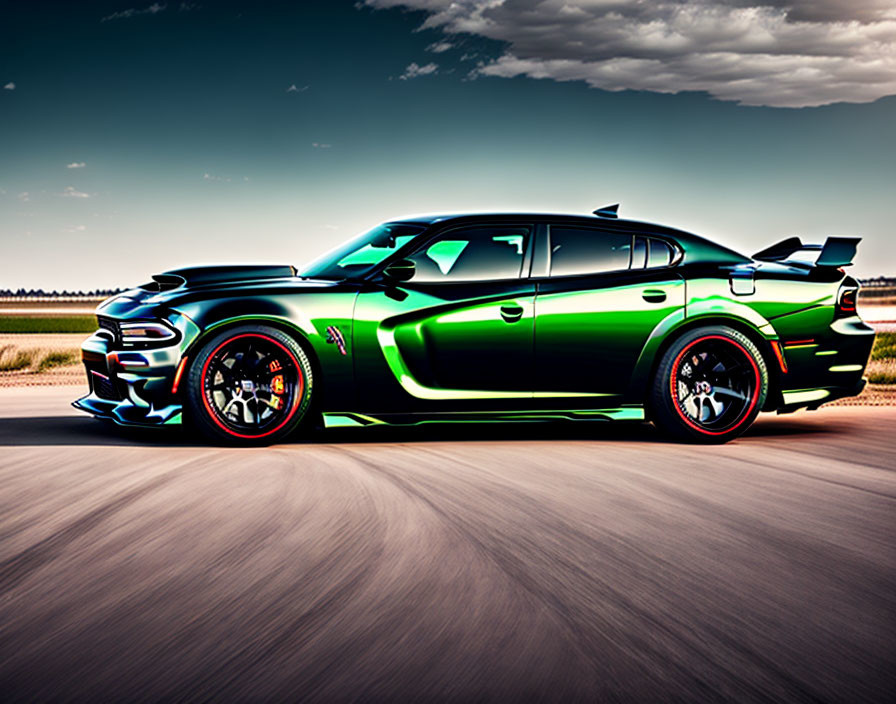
{"left": 647, "top": 239, "right": 674, "bottom": 268}
{"left": 631, "top": 236, "right": 676, "bottom": 269}
{"left": 549, "top": 227, "right": 631, "bottom": 277}
{"left": 408, "top": 226, "right": 531, "bottom": 283}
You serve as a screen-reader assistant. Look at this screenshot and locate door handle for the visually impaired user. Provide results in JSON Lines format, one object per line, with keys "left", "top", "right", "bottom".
{"left": 642, "top": 289, "right": 667, "bottom": 303}
{"left": 500, "top": 303, "right": 524, "bottom": 323}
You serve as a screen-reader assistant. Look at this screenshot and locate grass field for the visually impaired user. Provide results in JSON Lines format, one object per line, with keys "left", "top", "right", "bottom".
{"left": 0, "top": 315, "right": 97, "bottom": 333}
{"left": 867, "top": 335, "right": 896, "bottom": 384}
{"left": 0, "top": 342, "right": 80, "bottom": 375}
{"left": 870, "top": 332, "right": 896, "bottom": 360}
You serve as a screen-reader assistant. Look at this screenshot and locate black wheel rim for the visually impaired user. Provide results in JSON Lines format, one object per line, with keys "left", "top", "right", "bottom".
{"left": 670, "top": 336, "right": 759, "bottom": 434}
{"left": 201, "top": 334, "right": 302, "bottom": 438}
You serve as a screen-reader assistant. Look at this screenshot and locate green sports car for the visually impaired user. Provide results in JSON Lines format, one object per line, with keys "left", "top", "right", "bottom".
{"left": 74, "top": 206, "right": 875, "bottom": 444}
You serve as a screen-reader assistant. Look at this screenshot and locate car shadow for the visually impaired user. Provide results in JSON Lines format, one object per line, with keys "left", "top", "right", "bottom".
{"left": 0, "top": 412, "right": 836, "bottom": 448}
{"left": 0, "top": 416, "right": 190, "bottom": 447}
{"left": 744, "top": 415, "right": 841, "bottom": 438}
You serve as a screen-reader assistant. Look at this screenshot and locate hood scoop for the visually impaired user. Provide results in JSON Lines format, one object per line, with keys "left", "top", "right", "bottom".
{"left": 142, "top": 264, "right": 296, "bottom": 292}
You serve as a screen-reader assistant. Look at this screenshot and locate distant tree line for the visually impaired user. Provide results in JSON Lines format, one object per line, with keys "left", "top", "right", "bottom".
{"left": 0, "top": 288, "right": 126, "bottom": 299}
{"left": 858, "top": 276, "right": 896, "bottom": 287}
{"left": 0, "top": 277, "right": 892, "bottom": 299}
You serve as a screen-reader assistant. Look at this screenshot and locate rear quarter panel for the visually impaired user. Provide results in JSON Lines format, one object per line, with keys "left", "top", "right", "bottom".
{"left": 683, "top": 270, "right": 872, "bottom": 399}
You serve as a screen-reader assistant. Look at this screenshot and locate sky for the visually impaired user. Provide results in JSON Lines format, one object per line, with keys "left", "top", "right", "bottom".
{"left": 1, "top": 0, "right": 895, "bottom": 290}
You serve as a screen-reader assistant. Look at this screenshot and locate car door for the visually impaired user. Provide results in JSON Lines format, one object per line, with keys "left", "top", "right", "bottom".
{"left": 353, "top": 223, "right": 536, "bottom": 413}
{"left": 533, "top": 224, "right": 685, "bottom": 403}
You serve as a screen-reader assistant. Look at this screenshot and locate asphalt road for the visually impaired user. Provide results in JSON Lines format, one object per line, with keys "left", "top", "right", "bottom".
{"left": 0, "top": 387, "right": 894, "bottom": 702}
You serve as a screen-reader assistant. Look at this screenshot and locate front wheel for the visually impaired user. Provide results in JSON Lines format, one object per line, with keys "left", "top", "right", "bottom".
{"left": 184, "top": 325, "right": 314, "bottom": 445}
{"left": 650, "top": 326, "right": 768, "bottom": 443}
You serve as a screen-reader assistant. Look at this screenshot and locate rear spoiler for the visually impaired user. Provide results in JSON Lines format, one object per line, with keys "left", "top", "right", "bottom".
{"left": 752, "top": 236, "right": 860, "bottom": 267}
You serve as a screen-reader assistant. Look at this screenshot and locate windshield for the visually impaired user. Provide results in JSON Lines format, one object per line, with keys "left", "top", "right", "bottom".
{"left": 298, "top": 223, "right": 426, "bottom": 280}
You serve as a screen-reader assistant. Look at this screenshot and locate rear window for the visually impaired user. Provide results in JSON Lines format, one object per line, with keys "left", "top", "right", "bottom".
{"left": 630, "top": 236, "right": 678, "bottom": 270}
{"left": 647, "top": 239, "right": 674, "bottom": 268}
{"left": 549, "top": 227, "right": 631, "bottom": 276}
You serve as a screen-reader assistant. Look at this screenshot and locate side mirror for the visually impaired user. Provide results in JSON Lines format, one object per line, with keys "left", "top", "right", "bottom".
{"left": 382, "top": 258, "right": 415, "bottom": 283}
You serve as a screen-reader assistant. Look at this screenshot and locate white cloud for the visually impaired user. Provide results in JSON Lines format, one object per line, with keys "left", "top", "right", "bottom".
{"left": 61, "top": 186, "right": 90, "bottom": 198}
{"left": 399, "top": 61, "right": 439, "bottom": 80}
{"left": 101, "top": 3, "right": 167, "bottom": 22}
{"left": 66, "top": 162, "right": 86, "bottom": 169}
{"left": 287, "top": 84, "right": 310, "bottom": 93}
{"left": 364, "top": 1, "right": 896, "bottom": 107}
{"left": 203, "top": 172, "right": 231, "bottom": 182}
{"left": 18, "top": 192, "right": 29, "bottom": 202}
{"left": 3, "top": 82, "right": 14, "bottom": 91}
{"left": 65, "top": 225, "right": 87, "bottom": 233}
{"left": 311, "top": 142, "right": 332, "bottom": 149}
{"left": 427, "top": 41, "right": 454, "bottom": 53}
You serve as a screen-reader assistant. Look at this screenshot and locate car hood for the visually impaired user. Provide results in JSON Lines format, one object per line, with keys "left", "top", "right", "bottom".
{"left": 95, "top": 264, "right": 344, "bottom": 318}
{"left": 147, "top": 264, "right": 298, "bottom": 291}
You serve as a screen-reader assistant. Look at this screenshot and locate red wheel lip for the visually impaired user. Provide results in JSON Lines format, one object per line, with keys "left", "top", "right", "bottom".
{"left": 200, "top": 333, "right": 304, "bottom": 439}
{"left": 669, "top": 334, "right": 760, "bottom": 436}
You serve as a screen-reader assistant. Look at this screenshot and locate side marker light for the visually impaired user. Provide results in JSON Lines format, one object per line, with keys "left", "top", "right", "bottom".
{"left": 770, "top": 340, "right": 788, "bottom": 374}
{"left": 171, "top": 356, "right": 188, "bottom": 394}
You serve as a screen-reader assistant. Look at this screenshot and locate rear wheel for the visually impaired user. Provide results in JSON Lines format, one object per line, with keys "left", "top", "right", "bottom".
{"left": 184, "top": 325, "right": 313, "bottom": 445}
{"left": 650, "top": 325, "right": 767, "bottom": 443}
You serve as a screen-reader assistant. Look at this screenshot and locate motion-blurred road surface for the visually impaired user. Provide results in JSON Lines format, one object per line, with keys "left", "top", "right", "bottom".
{"left": 1, "top": 387, "right": 894, "bottom": 702}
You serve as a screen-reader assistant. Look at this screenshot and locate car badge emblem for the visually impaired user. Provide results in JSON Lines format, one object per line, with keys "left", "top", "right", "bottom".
{"left": 326, "top": 325, "right": 347, "bottom": 356}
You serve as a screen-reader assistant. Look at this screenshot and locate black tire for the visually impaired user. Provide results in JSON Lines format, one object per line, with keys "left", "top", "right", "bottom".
{"left": 650, "top": 325, "right": 768, "bottom": 444}
{"left": 183, "top": 324, "right": 314, "bottom": 445}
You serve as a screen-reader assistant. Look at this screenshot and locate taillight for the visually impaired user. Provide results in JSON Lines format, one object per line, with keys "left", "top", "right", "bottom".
{"left": 836, "top": 286, "right": 858, "bottom": 316}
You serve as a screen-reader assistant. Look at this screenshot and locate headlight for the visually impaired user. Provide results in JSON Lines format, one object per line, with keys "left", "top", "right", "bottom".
{"left": 119, "top": 321, "right": 178, "bottom": 345}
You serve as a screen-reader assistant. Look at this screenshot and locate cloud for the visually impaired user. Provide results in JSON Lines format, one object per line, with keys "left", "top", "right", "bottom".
{"left": 66, "top": 162, "right": 86, "bottom": 169}
{"left": 64, "top": 225, "right": 87, "bottom": 233}
{"left": 311, "top": 142, "right": 332, "bottom": 149}
{"left": 287, "top": 84, "right": 310, "bottom": 93}
{"left": 3, "top": 82, "right": 14, "bottom": 90}
{"left": 61, "top": 186, "right": 90, "bottom": 198}
{"left": 18, "top": 192, "right": 29, "bottom": 202}
{"left": 427, "top": 41, "right": 454, "bottom": 53}
{"left": 364, "top": 1, "right": 896, "bottom": 107}
{"left": 203, "top": 172, "right": 231, "bottom": 182}
{"left": 101, "top": 3, "right": 166, "bottom": 22}
{"left": 399, "top": 61, "right": 439, "bottom": 80}
{"left": 179, "top": 2, "right": 200, "bottom": 10}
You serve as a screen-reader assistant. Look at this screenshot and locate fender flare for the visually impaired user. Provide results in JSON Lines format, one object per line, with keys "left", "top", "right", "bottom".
{"left": 626, "top": 301, "right": 777, "bottom": 404}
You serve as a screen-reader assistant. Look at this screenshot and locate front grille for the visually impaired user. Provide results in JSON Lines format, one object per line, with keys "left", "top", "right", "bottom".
{"left": 97, "top": 316, "right": 119, "bottom": 344}
{"left": 91, "top": 371, "right": 121, "bottom": 400}
{"left": 86, "top": 363, "right": 122, "bottom": 401}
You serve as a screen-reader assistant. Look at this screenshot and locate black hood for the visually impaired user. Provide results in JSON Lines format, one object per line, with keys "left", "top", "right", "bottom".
{"left": 144, "top": 264, "right": 296, "bottom": 292}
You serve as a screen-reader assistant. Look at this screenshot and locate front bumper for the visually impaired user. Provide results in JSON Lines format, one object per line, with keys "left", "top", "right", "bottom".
{"left": 72, "top": 322, "right": 196, "bottom": 427}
